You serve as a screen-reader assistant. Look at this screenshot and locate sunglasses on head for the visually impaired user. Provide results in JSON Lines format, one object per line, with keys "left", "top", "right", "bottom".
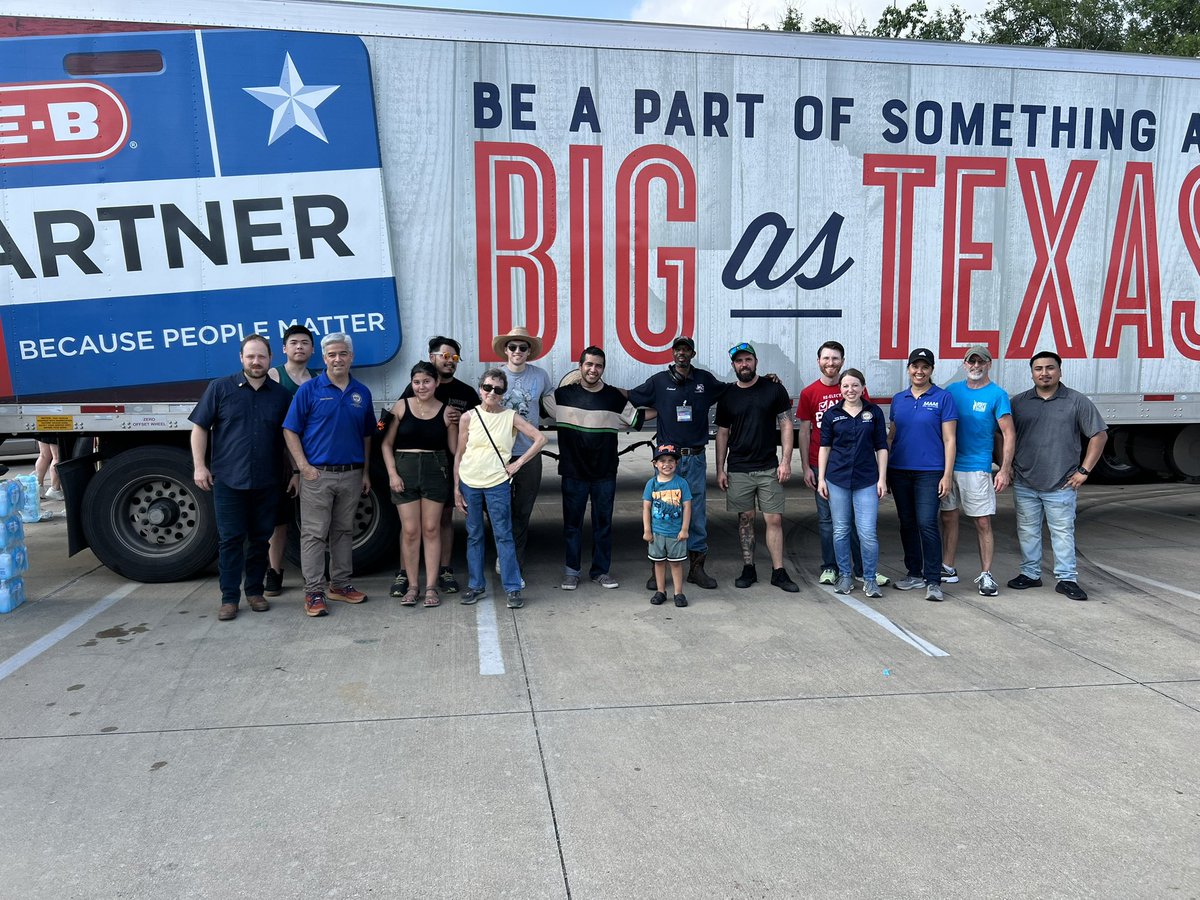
{"left": 729, "top": 342, "right": 753, "bottom": 358}
{"left": 435, "top": 352, "right": 460, "bottom": 362}
{"left": 479, "top": 383, "right": 504, "bottom": 394}
{"left": 506, "top": 343, "right": 530, "bottom": 353}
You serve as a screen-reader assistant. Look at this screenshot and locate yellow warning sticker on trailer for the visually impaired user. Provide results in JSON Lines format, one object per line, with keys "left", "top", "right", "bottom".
{"left": 35, "top": 416, "right": 74, "bottom": 431}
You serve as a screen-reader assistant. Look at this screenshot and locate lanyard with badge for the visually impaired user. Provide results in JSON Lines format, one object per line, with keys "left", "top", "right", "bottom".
{"left": 676, "top": 399, "right": 692, "bottom": 423}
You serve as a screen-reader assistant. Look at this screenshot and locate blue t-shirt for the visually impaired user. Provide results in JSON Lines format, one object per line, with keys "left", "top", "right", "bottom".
{"left": 888, "top": 383, "right": 957, "bottom": 471}
{"left": 947, "top": 381, "right": 1011, "bottom": 472}
{"left": 642, "top": 473, "right": 692, "bottom": 536}
{"left": 283, "top": 373, "right": 377, "bottom": 466}
{"left": 819, "top": 401, "right": 889, "bottom": 490}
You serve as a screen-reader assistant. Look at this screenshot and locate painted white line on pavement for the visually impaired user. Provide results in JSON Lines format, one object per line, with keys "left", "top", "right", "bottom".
{"left": 832, "top": 592, "right": 950, "bottom": 657}
{"left": 1094, "top": 563, "right": 1200, "bottom": 602}
{"left": 1128, "top": 504, "right": 1200, "bottom": 527}
{"left": 476, "top": 596, "right": 506, "bottom": 675}
{"left": 0, "top": 583, "right": 140, "bottom": 682}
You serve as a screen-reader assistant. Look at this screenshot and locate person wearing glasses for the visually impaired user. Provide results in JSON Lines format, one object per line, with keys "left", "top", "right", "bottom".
{"left": 492, "top": 326, "right": 553, "bottom": 578}
{"left": 454, "top": 369, "right": 548, "bottom": 609}
{"left": 397, "top": 335, "right": 480, "bottom": 597}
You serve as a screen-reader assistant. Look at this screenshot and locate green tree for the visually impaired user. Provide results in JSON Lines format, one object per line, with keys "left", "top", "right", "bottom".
{"left": 974, "top": 0, "right": 1128, "bottom": 50}
{"left": 873, "top": 1, "right": 970, "bottom": 41}
{"left": 1125, "top": 0, "right": 1200, "bottom": 57}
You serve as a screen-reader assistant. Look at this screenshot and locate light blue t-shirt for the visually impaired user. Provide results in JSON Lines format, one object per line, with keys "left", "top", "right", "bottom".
{"left": 502, "top": 363, "right": 552, "bottom": 456}
{"left": 947, "top": 380, "right": 1011, "bottom": 472}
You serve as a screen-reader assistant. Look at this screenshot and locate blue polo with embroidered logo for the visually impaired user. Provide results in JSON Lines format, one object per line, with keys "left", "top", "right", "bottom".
{"left": 283, "top": 373, "right": 377, "bottom": 465}
{"left": 888, "top": 383, "right": 957, "bottom": 471}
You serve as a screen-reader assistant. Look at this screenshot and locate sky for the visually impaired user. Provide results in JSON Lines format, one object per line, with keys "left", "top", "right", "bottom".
{"left": 385, "top": 0, "right": 993, "bottom": 32}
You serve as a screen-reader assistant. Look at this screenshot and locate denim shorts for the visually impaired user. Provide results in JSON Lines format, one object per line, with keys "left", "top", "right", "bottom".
{"left": 390, "top": 450, "right": 451, "bottom": 505}
{"left": 647, "top": 533, "right": 688, "bottom": 562}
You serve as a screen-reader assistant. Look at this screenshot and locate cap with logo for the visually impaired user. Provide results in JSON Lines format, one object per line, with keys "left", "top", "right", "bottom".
{"left": 652, "top": 443, "right": 682, "bottom": 461}
{"left": 907, "top": 347, "right": 935, "bottom": 366}
{"left": 671, "top": 336, "right": 696, "bottom": 351}
{"left": 963, "top": 345, "right": 993, "bottom": 363}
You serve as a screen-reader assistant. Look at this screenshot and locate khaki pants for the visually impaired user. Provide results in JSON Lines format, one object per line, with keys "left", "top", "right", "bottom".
{"left": 299, "top": 468, "right": 362, "bottom": 593}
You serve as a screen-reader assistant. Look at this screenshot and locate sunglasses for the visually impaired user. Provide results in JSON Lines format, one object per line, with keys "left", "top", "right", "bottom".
{"left": 506, "top": 343, "right": 530, "bottom": 353}
{"left": 729, "top": 342, "right": 754, "bottom": 358}
{"left": 435, "top": 352, "right": 460, "bottom": 362}
{"left": 479, "top": 383, "right": 504, "bottom": 394}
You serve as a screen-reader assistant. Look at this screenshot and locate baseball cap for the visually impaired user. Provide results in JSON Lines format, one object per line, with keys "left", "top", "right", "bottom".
{"left": 728, "top": 341, "right": 756, "bottom": 359}
{"left": 671, "top": 336, "right": 696, "bottom": 351}
{"left": 908, "top": 347, "right": 935, "bottom": 366}
{"left": 964, "top": 345, "right": 993, "bottom": 363}
{"left": 652, "top": 443, "right": 682, "bottom": 461}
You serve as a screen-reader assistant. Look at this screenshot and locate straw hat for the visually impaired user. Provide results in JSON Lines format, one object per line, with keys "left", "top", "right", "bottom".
{"left": 491, "top": 325, "right": 544, "bottom": 359}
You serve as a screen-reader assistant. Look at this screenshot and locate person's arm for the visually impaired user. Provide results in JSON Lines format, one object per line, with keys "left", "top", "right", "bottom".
{"left": 939, "top": 420, "right": 957, "bottom": 498}
{"left": 453, "top": 411, "right": 472, "bottom": 512}
{"left": 777, "top": 407, "right": 794, "bottom": 483}
{"left": 507, "top": 415, "right": 548, "bottom": 475}
{"left": 190, "top": 425, "right": 212, "bottom": 491}
{"left": 1067, "top": 429, "right": 1109, "bottom": 490}
{"left": 445, "top": 406, "right": 459, "bottom": 459}
{"left": 798, "top": 420, "right": 814, "bottom": 488}
{"left": 284, "top": 429, "right": 316, "bottom": 481}
{"left": 715, "top": 425, "right": 730, "bottom": 491}
{"left": 381, "top": 402, "right": 404, "bottom": 495}
{"left": 875, "top": 446, "right": 890, "bottom": 498}
{"left": 679, "top": 499, "right": 691, "bottom": 542}
{"left": 817, "top": 445, "right": 831, "bottom": 500}
{"left": 994, "top": 414, "right": 1015, "bottom": 493}
{"left": 643, "top": 499, "right": 653, "bottom": 543}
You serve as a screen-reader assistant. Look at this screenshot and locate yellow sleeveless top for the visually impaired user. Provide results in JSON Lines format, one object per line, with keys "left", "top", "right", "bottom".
{"left": 459, "top": 407, "right": 517, "bottom": 489}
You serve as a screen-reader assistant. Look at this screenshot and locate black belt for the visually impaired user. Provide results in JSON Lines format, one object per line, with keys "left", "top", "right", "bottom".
{"left": 316, "top": 463, "right": 364, "bottom": 472}
{"left": 678, "top": 446, "right": 705, "bottom": 456}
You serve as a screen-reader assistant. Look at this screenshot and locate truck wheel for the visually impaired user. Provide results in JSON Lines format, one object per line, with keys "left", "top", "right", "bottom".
{"left": 1092, "top": 426, "right": 1141, "bottom": 483}
{"left": 82, "top": 446, "right": 217, "bottom": 583}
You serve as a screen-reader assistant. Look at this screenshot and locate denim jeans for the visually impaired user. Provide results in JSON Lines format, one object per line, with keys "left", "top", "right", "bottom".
{"left": 827, "top": 483, "right": 878, "bottom": 582}
{"left": 462, "top": 481, "right": 522, "bottom": 593}
{"left": 1013, "top": 482, "right": 1078, "bottom": 581}
{"left": 889, "top": 468, "right": 943, "bottom": 584}
{"left": 561, "top": 475, "right": 616, "bottom": 579}
{"left": 213, "top": 482, "right": 277, "bottom": 604}
{"left": 814, "top": 486, "right": 862, "bottom": 575}
{"left": 677, "top": 452, "right": 708, "bottom": 554}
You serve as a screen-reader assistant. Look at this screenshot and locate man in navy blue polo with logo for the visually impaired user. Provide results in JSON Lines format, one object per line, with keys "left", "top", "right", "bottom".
{"left": 888, "top": 347, "right": 957, "bottom": 601}
{"left": 190, "top": 334, "right": 293, "bottom": 622}
{"left": 629, "top": 336, "right": 729, "bottom": 589}
{"left": 283, "top": 332, "right": 377, "bottom": 617}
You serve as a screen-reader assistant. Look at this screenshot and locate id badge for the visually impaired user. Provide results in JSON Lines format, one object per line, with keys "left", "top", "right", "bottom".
{"left": 676, "top": 404, "right": 693, "bottom": 422}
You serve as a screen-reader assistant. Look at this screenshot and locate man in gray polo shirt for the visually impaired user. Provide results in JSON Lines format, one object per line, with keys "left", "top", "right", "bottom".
{"left": 1006, "top": 351, "right": 1107, "bottom": 601}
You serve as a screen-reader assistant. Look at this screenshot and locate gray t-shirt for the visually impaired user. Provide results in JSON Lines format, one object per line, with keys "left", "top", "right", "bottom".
{"left": 502, "top": 363, "right": 552, "bottom": 456}
{"left": 1010, "top": 384, "right": 1107, "bottom": 491}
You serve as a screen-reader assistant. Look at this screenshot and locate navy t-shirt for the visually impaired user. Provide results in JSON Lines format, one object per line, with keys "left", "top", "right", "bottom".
{"left": 628, "top": 367, "right": 728, "bottom": 449}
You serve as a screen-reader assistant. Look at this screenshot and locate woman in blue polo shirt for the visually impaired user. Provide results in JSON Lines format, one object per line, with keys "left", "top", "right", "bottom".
{"left": 817, "top": 369, "right": 889, "bottom": 598}
{"left": 888, "top": 348, "right": 957, "bottom": 601}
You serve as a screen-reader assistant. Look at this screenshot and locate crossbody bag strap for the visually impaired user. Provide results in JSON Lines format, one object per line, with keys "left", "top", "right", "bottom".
{"left": 473, "top": 409, "right": 513, "bottom": 482}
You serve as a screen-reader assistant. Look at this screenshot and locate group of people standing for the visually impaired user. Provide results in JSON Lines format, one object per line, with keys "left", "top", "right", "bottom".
{"left": 189, "top": 325, "right": 1107, "bottom": 622}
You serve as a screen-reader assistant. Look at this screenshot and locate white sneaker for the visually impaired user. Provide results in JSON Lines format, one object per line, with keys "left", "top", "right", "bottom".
{"left": 592, "top": 574, "right": 619, "bottom": 589}
{"left": 975, "top": 571, "right": 999, "bottom": 596}
{"left": 940, "top": 564, "right": 959, "bottom": 583}
{"left": 925, "top": 583, "right": 944, "bottom": 602}
{"left": 43, "top": 486, "right": 64, "bottom": 501}
{"left": 819, "top": 568, "right": 837, "bottom": 585}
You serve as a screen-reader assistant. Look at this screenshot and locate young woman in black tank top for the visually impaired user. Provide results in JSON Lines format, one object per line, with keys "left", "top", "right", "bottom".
{"left": 381, "top": 362, "right": 459, "bottom": 606}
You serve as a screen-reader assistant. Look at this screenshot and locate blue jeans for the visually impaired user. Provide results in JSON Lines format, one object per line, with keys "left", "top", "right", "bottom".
{"left": 213, "top": 482, "right": 277, "bottom": 604}
{"left": 814, "top": 486, "right": 862, "bottom": 575}
{"left": 889, "top": 468, "right": 943, "bottom": 584}
{"left": 827, "top": 483, "right": 878, "bottom": 582}
{"left": 677, "top": 452, "right": 708, "bottom": 553}
{"left": 561, "top": 475, "right": 616, "bottom": 579}
{"left": 462, "top": 481, "right": 522, "bottom": 593}
{"left": 1013, "top": 482, "right": 1078, "bottom": 581}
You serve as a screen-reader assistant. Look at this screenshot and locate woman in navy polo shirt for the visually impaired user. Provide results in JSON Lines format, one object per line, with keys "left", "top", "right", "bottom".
{"left": 817, "top": 369, "right": 889, "bottom": 598}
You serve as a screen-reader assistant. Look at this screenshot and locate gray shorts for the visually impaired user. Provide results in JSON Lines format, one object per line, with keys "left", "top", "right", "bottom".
{"left": 726, "top": 469, "right": 785, "bottom": 514}
{"left": 939, "top": 470, "right": 996, "bottom": 517}
{"left": 648, "top": 533, "right": 688, "bottom": 562}
{"left": 390, "top": 450, "right": 451, "bottom": 505}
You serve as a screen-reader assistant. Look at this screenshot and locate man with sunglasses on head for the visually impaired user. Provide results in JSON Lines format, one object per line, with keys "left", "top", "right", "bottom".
{"left": 629, "top": 336, "right": 729, "bottom": 589}
{"left": 397, "top": 335, "right": 480, "bottom": 595}
{"left": 493, "top": 326, "right": 553, "bottom": 578}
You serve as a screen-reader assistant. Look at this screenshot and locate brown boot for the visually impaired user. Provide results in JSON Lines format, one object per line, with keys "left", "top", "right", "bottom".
{"left": 687, "top": 551, "right": 717, "bottom": 589}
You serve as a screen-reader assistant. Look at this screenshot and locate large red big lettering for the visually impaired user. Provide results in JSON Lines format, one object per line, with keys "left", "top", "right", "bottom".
{"left": 940, "top": 157, "right": 1005, "bottom": 359}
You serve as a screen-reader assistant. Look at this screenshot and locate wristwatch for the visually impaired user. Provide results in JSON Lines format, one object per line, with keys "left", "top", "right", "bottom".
{"left": 1076, "top": 465, "right": 1090, "bottom": 476}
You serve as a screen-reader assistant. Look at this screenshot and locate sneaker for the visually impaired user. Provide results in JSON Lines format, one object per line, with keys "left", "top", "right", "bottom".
{"left": 863, "top": 582, "right": 883, "bottom": 599}
{"left": 592, "top": 573, "right": 619, "bottom": 589}
{"left": 327, "top": 584, "right": 367, "bottom": 604}
{"left": 735, "top": 564, "right": 758, "bottom": 588}
{"left": 438, "top": 567, "right": 460, "bottom": 594}
{"left": 43, "top": 486, "right": 65, "bottom": 501}
{"left": 1007, "top": 573, "right": 1043, "bottom": 590}
{"left": 818, "top": 568, "right": 837, "bottom": 585}
{"left": 561, "top": 575, "right": 580, "bottom": 591}
{"left": 506, "top": 591, "right": 524, "bottom": 609}
{"left": 925, "top": 583, "right": 944, "bottom": 602}
{"left": 857, "top": 573, "right": 893, "bottom": 588}
{"left": 770, "top": 568, "right": 800, "bottom": 593}
{"left": 893, "top": 575, "right": 924, "bottom": 591}
{"left": 1055, "top": 580, "right": 1088, "bottom": 601}
{"left": 495, "top": 559, "right": 501, "bottom": 575}
{"left": 834, "top": 575, "right": 854, "bottom": 594}
{"left": 389, "top": 570, "right": 409, "bottom": 598}
{"left": 673, "top": 593, "right": 688, "bottom": 608}
{"left": 940, "top": 564, "right": 959, "bottom": 583}
{"left": 650, "top": 591, "right": 667, "bottom": 606}
{"left": 304, "top": 592, "right": 328, "bottom": 617}
{"left": 461, "top": 586, "right": 485, "bottom": 605}
{"left": 975, "top": 571, "right": 999, "bottom": 596}
{"left": 264, "top": 567, "right": 284, "bottom": 597}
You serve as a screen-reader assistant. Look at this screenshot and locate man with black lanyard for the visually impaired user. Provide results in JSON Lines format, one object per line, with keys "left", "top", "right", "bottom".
{"left": 629, "top": 336, "right": 728, "bottom": 589}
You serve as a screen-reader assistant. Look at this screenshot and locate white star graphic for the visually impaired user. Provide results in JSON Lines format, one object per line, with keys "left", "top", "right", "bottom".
{"left": 244, "top": 53, "right": 339, "bottom": 145}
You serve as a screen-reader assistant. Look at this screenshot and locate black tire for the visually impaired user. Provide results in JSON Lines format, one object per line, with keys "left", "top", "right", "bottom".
{"left": 81, "top": 446, "right": 217, "bottom": 583}
{"left": 1092, "top": 426, "right": 1142, "bottom": 484}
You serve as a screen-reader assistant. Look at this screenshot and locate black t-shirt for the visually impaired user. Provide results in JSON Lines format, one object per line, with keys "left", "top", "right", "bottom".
{"left": 401, "top": 377, "right": 480, "bottom": 412}
{"left": 715, "top": 378, "right": 792, "bottom": 472}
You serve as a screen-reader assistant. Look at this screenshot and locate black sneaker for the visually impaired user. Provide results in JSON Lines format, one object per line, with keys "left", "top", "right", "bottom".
{"left": 650, "top": 591, "right": 667, "bottom": 606}
{"left": 438, "top": 566, "right": 459, "bottom": 594}
{"left": 263, "top": 568, "right": 283, "bottom": 597}
{"left": 770, "top": 568, "right": 800, "bottom": 593}
{"left": 734, "top": 564, "right": 757, "bottom": 588}
{"left": 389, "top": 570, "right": 409, "bottom": 598}
{"left": 1007, "top": 573, "right": 1044, "bottom": 590}
{"left": 506, "top": 591, "right": 524, "bottom": 609}
{"left": 1055, "top": 580, "right": 1088, "bottom": 601}
{"left": 673, "top": 593, "right": 688, "bottom": 608}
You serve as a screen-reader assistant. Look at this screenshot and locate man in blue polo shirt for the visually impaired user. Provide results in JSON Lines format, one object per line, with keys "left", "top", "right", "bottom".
{"left": 283, "top": 332, "right": 377, "bottom": 617}
{"left": 190, "top": 334, "right": 293, "bottom": 621}
{"left": 888, "top": 348, "right": 957, "bottom": 601}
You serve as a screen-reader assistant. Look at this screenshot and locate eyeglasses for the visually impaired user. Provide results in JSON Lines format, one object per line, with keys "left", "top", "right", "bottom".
{"left": 479, "top": 383, "right": 504, "bottom": 394}
{"left": 728, "top": 342, "right": 754, "bottom": 358}
{"left": 435, "top": 352, "right": 460, "bottom": 362}
{"left": 506, "top": 343, "right": 530, "bottom": 353}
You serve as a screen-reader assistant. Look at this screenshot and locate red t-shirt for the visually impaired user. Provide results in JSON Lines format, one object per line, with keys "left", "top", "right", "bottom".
{"left": 798, "top": 379, "right": 870, "bottom": 469}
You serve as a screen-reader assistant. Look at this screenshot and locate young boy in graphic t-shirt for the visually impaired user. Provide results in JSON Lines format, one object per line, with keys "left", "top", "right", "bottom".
{"left": 642, "top": 443, "right": 692, "bottom": 608}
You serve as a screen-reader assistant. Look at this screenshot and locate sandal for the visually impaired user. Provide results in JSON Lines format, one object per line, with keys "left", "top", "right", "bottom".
{"left": 399, "top": 588, "right": 418, "bottom": 606}
{"left": 423, "top": 588, "right": 441, "bottom": 608}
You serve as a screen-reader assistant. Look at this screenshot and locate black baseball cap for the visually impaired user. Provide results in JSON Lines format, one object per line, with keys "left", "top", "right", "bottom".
{"left": 672, "top": 336, "right": 696, "bottom": 351}
{"left": 908, "top": 348, "right": 935, "bottom": 366}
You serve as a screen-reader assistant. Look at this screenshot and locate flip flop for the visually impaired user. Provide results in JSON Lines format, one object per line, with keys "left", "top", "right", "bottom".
{"left": 400, "top": 588, "right": 418, "bottom": 606}
{"left": 423, "top": 588, "right": 441, "bottom": 608}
